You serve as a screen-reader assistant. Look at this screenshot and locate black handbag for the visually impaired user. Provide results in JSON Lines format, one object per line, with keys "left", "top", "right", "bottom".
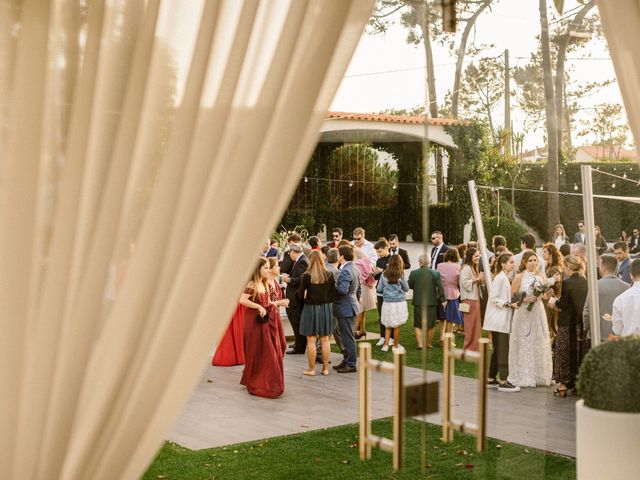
{"left": 510, "top": 291, "right": 526, "bottom": 306}
{"left": 257, "top": 311, "right": 269, "bottom": 324}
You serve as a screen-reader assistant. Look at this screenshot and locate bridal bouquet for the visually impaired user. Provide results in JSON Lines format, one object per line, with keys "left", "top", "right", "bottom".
{"left": 527, "top": 279, "right": 550, "bottom": 311}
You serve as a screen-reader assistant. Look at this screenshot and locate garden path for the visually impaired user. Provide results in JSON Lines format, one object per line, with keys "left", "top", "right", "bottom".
{"left": 168, "top": 351, "right": 577, "bottom": 458}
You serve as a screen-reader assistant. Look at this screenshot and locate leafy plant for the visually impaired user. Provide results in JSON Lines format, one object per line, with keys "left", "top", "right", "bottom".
{"left": 471, "top": 216, "right": 528, "bottom": 254}
{"left": 577, "top": 337, "right": 640, "bottom": 413}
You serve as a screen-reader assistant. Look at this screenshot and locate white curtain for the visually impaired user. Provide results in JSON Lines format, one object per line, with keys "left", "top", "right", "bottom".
{"left": 0, "top": 1, "right": 375, "bottom": 478}
{"left": 597, "top": 0, "right": 640, "bottom": 156}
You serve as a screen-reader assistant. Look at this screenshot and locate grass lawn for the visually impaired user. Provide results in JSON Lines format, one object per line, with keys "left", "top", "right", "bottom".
{"left": 144, "top": 418, "right": 575, "bottom": 479}
{"left": 334, "top": 301, "right": 479, "bottom": 378}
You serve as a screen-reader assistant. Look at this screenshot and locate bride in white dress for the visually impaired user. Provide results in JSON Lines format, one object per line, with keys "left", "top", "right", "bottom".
{"left": 507, "top": 251, "right": 553, "bottom": 388}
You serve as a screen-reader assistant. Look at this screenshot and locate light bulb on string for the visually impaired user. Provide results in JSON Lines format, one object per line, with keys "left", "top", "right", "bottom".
{"left": 540, "top": 185, "right": 544, "bottom": 191}
{"left": 623, "top": 173, "right": 627, "bottom": 179}
{"left": 574, "top": 183, "right": 579, "bottom": 191}
{"left": 304, "top": 176, "right": 308, "bottom": 183}
{"left": 392, "top": 184, "right": 397, "bottom": 190}
{"left": 611, "top": 182, "right": 616, "bottom": 189}
{"left": 348, "top": 180, "right": 353, "bottom": 187}
{"left": 613, "top": 167, "right": 617, "bottom": 171}
{"left": 449, "top": 185, "right": 454, "bottom": 191}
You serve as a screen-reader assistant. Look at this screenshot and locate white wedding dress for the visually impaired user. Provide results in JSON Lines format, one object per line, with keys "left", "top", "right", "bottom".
{"left": 507, "top": 271, "right": 553, "bottom": 387}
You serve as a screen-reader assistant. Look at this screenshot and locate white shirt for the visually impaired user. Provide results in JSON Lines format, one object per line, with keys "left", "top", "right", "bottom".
{"left": 353, "top": 239, "right": 377, "bottom": 265}
{"left": 612, "top": 281, "right": 640, "bottom": 336}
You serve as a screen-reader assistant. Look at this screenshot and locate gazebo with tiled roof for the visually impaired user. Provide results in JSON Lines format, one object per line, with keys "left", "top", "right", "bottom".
{"left": 320, "top": 111, "right": 468, "bottom": 147}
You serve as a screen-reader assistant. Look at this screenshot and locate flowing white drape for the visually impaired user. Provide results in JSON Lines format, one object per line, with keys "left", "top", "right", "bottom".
{"left": 597, "top": 0, "right": 640, "bottom": 157}
{"left": 0, "top": 1, "right": 375, "bottom": 478}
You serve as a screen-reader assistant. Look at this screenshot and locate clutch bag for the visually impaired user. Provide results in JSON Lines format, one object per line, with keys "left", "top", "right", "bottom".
{"left": 511, "top": 291, "right": 526, "bottom": 306}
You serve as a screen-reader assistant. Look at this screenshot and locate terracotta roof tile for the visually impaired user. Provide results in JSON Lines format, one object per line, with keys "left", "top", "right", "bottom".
{"left": 327, "top": 111, "right": 468, "bottom": 126}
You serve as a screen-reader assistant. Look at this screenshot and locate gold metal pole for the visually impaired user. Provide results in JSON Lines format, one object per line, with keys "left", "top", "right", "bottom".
{"left": 477, "top": 338, "right": 489, "bottom": 451}
{"left": 359, "top": 342, "right": 372, "bottom": 460}
{"left": 392, "top": 348, "right": 405, "bottom": 471}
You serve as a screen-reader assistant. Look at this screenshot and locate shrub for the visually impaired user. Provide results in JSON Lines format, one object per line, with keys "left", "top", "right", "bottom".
{"left": 471, "top": 216, "right": 528, "bottom": 254}
{"left": 577, "top": 337, "right": 640, "bottom": 413}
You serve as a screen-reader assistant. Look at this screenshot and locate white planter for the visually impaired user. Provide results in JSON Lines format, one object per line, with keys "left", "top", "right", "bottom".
{"left": 576, "top": 399, "right": 640, "bottom": 479}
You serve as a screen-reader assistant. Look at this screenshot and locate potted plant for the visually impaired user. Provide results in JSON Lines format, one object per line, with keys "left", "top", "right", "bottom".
{"left": 576, "top": 337, "right": 640, "bottom": 479}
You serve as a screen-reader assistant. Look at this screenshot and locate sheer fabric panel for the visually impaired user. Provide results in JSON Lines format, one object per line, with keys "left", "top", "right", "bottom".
{"left": 0, "top": 0, "right": 375, "bottom": 478}
{"left": 597, "top": 0, "right": 640, "bottom": 157}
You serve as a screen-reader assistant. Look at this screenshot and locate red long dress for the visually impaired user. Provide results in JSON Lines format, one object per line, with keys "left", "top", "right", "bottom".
{"left": 240, "top": 286, "right": 287, "bottom": 398}
{"left": 212, "top": 303, "right": 246, "bottom": 366}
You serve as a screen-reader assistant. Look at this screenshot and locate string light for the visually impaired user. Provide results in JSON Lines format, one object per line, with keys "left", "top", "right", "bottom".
{"left": 574, "top": 183, "right": 579, "bottom": 191}
{"left": 304, "top": 176, "right": 308, "bottom": 183}
{"left": 540, "top": 185, "right": 544, "bottom": 190}
{"left": 623, "top": 173, "right": 627, "bottom": 179}
{"left": 612, "top": 182, "right": 616, "bottom": 189}
{"left": 348, "top": 181, "right": 353, "bottom": 187}
{"left": 392, "top": 184, "right": 397, "bottom": 190}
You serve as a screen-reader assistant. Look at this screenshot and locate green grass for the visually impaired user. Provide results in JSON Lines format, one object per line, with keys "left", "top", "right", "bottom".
{"left": 143, "top": 418, "right": 575, "bottom": 479}
{"left": 333, "top": 301, "right": 479, "bottom": 378}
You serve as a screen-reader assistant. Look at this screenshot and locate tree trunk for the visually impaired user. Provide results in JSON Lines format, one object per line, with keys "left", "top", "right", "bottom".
{"left": 540, "top": 0, "right": 560, "bottom": 238}
{"left": 415, "top": 2, "right": 438, "bottom": 119}
{"left": 415, "top": 2, "right": 441, "bottom": 200}
{"left": 554, "top": 0, "right": 595, "bottom": 159}
{"left": 451, "top": 0, "right": 493, "bottom": 118}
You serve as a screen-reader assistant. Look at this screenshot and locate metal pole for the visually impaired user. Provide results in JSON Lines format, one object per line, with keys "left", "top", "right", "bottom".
{"left": 581, "top": 165, "right": 601, "bottom": 347}
{"left": 392, "top": 349, "right": 405, "bottom": 471}
{"left": 441, "top": 333, "right": 453, "bottom": 442}
{"left": 359, "top": 343, "right": 371, "bottom": 460}
{"left": 477, "top": 338, "right": 490, "bottom": 451}
{"left": 504, "top": 49, "right": 511, "bottom": 159}
{"left": 468, "top": 180, "right": 492, "bottom": 293}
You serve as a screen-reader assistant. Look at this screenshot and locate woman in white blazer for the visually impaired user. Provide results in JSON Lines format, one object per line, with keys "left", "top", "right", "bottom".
{"left": 484, "top": 252, "right": 520, "bottom": 392}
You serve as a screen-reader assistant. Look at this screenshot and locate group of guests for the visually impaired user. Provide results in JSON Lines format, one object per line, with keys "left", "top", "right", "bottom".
{"left": 480, "top": 223, "right": 640, "bottom": 396}
{"left": 214, "top": 221, "right": 640, "bottom": 400}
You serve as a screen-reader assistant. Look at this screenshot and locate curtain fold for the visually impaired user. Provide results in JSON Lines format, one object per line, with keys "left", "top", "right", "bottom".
{"left": 0, "top": 0, "right": 375, "bottom": 478}
{"left": 597, "top": 0, "right": 640, "bottom": 155}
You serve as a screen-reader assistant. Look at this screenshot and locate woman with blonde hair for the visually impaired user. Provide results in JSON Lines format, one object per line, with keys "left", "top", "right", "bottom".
{"left": 239, "top": 258, "right": 287, "bottom": 398}
{"left": 551, "top": 224, "right": 570, "bottom": 249}
{"left": 548, "top": 255, "right": 588, "bottom": 397}
{"left": 297, "top": 250, "right": 336, "bottom": 376}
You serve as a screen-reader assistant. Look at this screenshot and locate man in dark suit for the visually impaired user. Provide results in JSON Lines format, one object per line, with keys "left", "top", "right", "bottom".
{"left": 333, "top": 245, "right": 361, "bottom": 373}
{"left": 613, "top": 241, "right": 632, "bottom": 284}
{"left": 326, "top": 227, "right": 343, "bottom": 249}
{"left": 282, "top": 243, "right": 309, "bottom": 354}
{"left": 279, "top": 233, "right": 302, "bottom": 273}
{"left": 388, "top": 234, "right": 411, "bottom": 269}
{"left": 429, "top": 230, "right": 449, "bottom": 270}
{"left": 573, "top": 220, "right": 586, "bottom": 244}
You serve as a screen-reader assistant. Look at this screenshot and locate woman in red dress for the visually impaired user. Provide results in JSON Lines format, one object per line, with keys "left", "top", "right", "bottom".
{"left": 240, "top": 258, "right": 288, "bottom": 398}
{"left": 211, "top": 301, "right": 247, "bottom": 366}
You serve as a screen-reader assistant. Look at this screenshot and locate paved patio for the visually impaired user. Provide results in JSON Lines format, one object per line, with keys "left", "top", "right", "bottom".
{"left": 168, "top": 351, "right": 577, "bottom": 458}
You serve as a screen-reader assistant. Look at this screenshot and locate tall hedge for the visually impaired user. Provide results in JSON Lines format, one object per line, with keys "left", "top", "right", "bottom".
{"left": 471, "top": 216, "right": 528, "bottom": 253}
{"left": 512, "top": 162, "right": 640, "bottom": 241}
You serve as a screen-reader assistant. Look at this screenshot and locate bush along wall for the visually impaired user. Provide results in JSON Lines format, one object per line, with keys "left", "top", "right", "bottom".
{"left": 512, "top": 161, "right": 640, "bottom": 241}
{"left": 470, "top": 216, "right": 528, "bottom": 253}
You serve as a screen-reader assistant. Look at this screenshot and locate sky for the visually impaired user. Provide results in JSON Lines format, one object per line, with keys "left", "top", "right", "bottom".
{"left": 330, "top": 0, "right": 626, "bottom": 151}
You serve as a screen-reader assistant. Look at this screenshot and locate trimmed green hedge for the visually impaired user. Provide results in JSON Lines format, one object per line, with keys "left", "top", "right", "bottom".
{"left": 578, "top": 337, "right": 640, "bottom": 412}
{"left": 471, "top": 216, "right": 528, "bottom": 253}
{"left": 281, "top": 203, "right": 451, "bottom": 242}
{"left": 513, "top": 162, "right": 640, "bottom": 241}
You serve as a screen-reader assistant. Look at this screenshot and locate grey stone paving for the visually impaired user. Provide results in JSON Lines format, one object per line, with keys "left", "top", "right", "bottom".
{"left": 168, "top": 351, "right": 577, "bottom": 457}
